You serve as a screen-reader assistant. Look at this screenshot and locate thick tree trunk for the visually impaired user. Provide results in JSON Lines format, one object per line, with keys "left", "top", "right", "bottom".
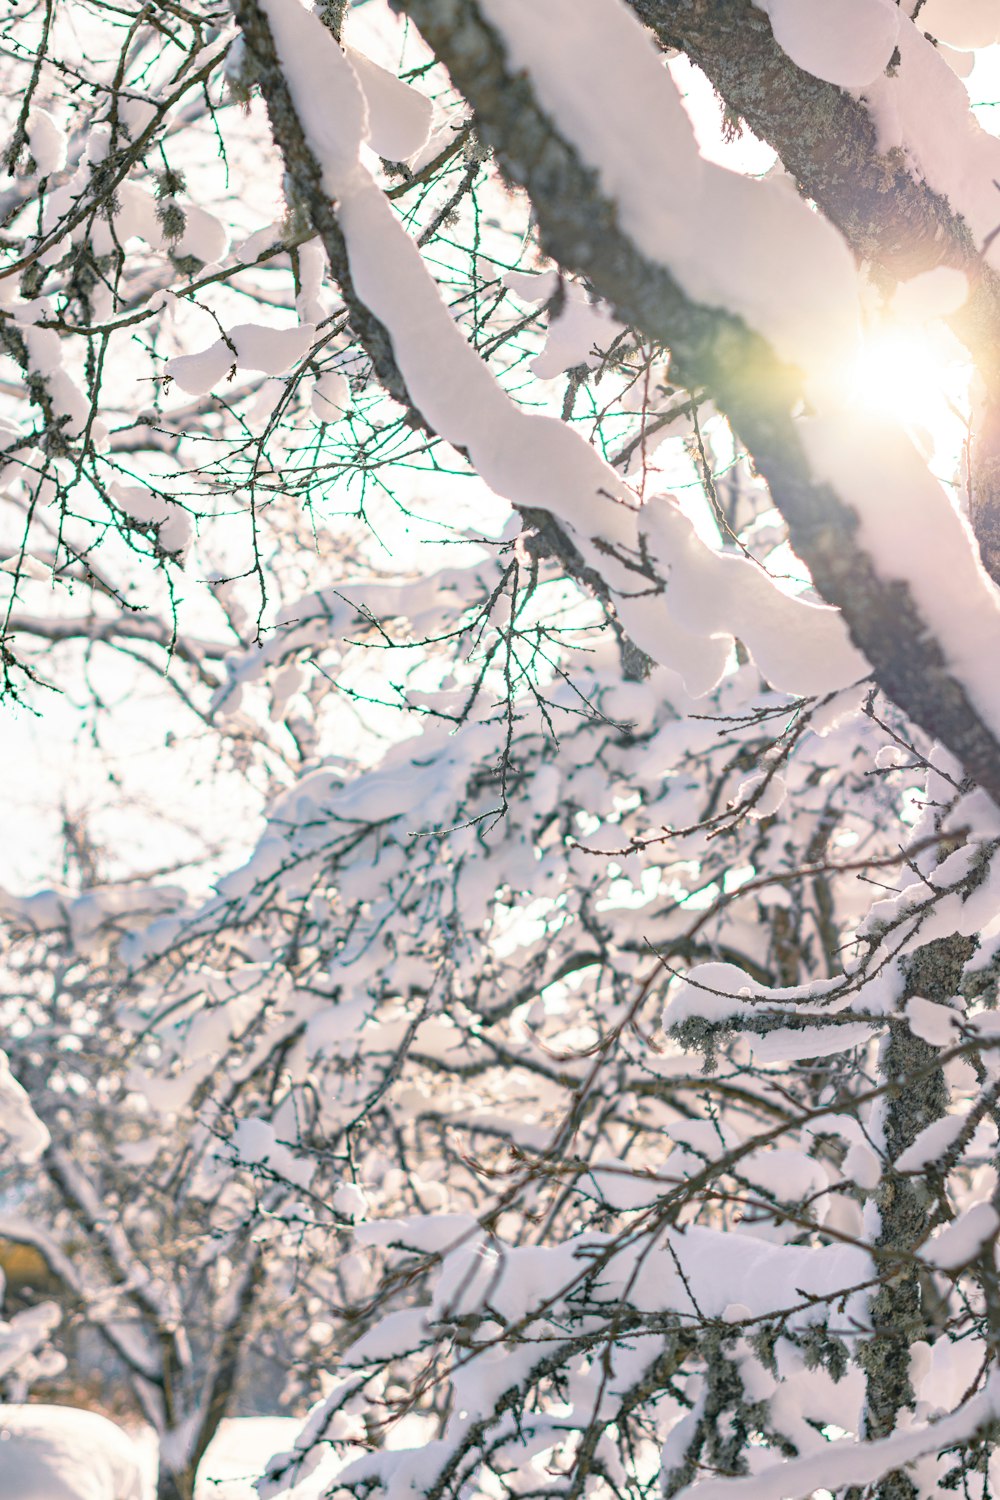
{"left": 157, "top": 1469, "right": 196, "bottom": 1500}
{"left": 859, "top": 935, "right": 975, "bottom": 1500}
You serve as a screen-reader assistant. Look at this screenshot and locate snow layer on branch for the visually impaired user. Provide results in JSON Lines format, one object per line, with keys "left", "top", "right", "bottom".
{"left": 257, "top": 0, "right": 866, "bottom": 699}
{"left": 639, "top": 497, "right": 865, "bottom": 694}
{"left": 263, "top": 3, "right": 368, "bottom": 193}
{"left": 340, "top": 1309, "right": 428, "bottom": 1369}
{"left": 174, "top": 204, "right": 230, "bottom": 266}
{"left": 505, "top": 272, "right": 625, "bottom": 379}
{"left": 664, "top": 960, "right": 872, "bottom": 1033}
{"left": 346, "top": 48, "right": 432, "bottom": 162}
{"left": 111, "top": 482, "right": 191, "bottom": 556}
{"left": 114, "top": 182, "right": 164, "bottom": 248}
{"left": 860, "top": 18, "right": 1000, "bottom": 269}
{"left": 750, "top": 1020, "right": 877, "bottom": 1063}
{"left": 355, "top": 1212, "right": 479, "bottom": 1254}
{"left": 916, "top": 0, "right": 1000, "bottom": 51}
{"left": 18, "top": 321, "right": 89, "bottom": 437}
{"left": 230, "top": 1116, "right": 314, "bottom": 1188}
{"left": 803, "top": 411, "right": 1000, "bottom": 743}
{"left": 166, "top": 323, "right": 315, "bottom": 396}
{"left": 479, "top": 0, "right": 862, "bottom": 387}
{"left": 904, "top": 994, "right": 960, "bottom": 1046}
{"left": 753, "top": 0, "right": 899, "bottom": 88}
{"left": 0, "top": 1050, "right": 49, "bottom": 1161}
{"left": 895, "top": 1110, "right": 967, "bottom": 1172}
{"left": 26, "top": 108, "right": 68, "bottom": 176}
{"left": 0, "top": 1302, "right": 60, "bottom": 1382}
{"left": 924, "top": 1202, "right": 1000, "bottom": 1269}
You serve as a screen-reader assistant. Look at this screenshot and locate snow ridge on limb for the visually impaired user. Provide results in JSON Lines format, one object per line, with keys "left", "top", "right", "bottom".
{"left": 231, "top": 0, "right": 865, "bottom": 700}
{"left": 400, "top": 0, "right": 1000, "bottom": 809}
{"left": 750, "top": 0, "right": 899, "bottom": 90}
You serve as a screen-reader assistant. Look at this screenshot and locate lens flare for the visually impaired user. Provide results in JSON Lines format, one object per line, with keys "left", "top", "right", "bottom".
{"left": 850, "top": 320, "right": 971, "bottom": 467}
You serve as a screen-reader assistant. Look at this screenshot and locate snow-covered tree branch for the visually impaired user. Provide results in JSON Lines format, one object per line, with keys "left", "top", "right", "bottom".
{"left": 6, "top": 2, "right": 1000, "bottom": 1499}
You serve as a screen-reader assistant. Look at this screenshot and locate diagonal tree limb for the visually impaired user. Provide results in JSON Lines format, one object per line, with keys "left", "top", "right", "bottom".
{"left": 394, "top": 0, "right": 1000, "bottom": 808}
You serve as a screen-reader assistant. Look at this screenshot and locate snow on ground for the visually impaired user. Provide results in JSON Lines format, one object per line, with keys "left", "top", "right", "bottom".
{"left": 154, "top": 1416, "right": 341, "bottom": 1499}
{"left": 0, "top": 1410, "right": 337, "bottom": 1500}
{"left": 195, "top": 1418, "right": 309, "bottom": 1499}
{"left": 0, "top": 1406, "right": 145, "bottom": 1500}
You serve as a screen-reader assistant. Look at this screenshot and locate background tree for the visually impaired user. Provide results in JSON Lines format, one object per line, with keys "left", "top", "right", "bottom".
{"left": 0, "top": 866, "right": 338, "bottom": 1500}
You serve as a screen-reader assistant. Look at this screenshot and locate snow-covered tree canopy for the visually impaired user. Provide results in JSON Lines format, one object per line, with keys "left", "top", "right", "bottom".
{"left": 7, "top": 2, "right": 1000, "bottom": 1499}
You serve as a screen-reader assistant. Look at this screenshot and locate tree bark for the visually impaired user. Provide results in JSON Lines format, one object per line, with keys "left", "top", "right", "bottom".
{"left": 861, "top": 936, "right": 975, "bottom": 1500}
{"left": 630, "top": 0, "right": 1000, "bottom": 583}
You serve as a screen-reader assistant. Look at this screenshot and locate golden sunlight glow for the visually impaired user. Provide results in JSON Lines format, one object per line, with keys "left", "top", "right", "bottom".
{"left": 854, "top": 328, "right": 946, "bottom": 423}
{"left": 849, "top": 319, "right": 971, "bottom": 469}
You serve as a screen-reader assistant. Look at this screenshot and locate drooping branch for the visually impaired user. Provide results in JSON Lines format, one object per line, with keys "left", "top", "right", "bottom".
{"left": 232, "top": 0, "right": 662, "bottom": 675}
